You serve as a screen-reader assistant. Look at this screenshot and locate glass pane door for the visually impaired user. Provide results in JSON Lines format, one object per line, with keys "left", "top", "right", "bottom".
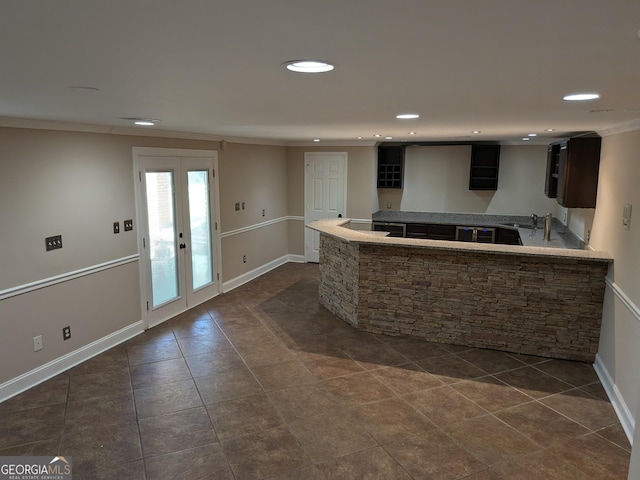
{"left": 187, "top": 170, "right": 213, "bottom": 290}
{"left": 145, "top": 171, "right": 179, "bottom": 307}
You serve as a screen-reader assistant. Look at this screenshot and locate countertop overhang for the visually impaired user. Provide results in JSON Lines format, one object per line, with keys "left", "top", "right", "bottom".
{"left": 307, "top": 218, "right": 612, "bottom": 263}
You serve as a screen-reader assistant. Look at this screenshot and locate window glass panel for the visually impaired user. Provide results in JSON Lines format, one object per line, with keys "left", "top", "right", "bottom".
{"left": 188, "top": 170, "right": 213, "bottom": 290}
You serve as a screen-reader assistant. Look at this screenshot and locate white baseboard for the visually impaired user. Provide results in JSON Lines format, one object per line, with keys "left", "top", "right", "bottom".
{"left": 222, "top": 255, "right": 305, "bottom": 292}
{"left": 594, "top": 353, "right": 635, "bottom": 445}
{"left": 0, "top": 320, "right": 144, "bottom": 403}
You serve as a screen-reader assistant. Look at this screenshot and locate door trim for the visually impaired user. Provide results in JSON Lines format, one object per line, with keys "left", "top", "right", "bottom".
{"left": 304, "top": 152, "right": 348, "bottom": 262}
{"left": 132, "top": 147, "right": 222, "bottom": 329}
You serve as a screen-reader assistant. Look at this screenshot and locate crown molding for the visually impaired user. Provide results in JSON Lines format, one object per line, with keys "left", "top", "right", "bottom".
{"left": 597, "top": 118, "right": 640, "bottom": 137}
{"left": 0, "top": 116, "right": 287, "bottom": 146}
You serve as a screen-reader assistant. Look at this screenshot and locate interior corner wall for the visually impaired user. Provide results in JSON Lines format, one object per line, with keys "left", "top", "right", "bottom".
{"left": 378, "top": 145, "right": 558, "bottom": 216}
{"left": 589, "top": 130, "right": 640, "bottom": 448}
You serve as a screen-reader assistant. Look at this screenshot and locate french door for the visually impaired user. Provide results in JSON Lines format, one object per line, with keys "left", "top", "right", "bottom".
{"left": 134, "top": 148, "right": 221, "bottom": 328}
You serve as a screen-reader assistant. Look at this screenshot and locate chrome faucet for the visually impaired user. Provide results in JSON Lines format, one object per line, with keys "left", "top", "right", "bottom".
{"left": 543, "top": 213, "right": 552, "bottom": 241}
{"left": 531, "top": 214, "right": 538, "bottom": 228}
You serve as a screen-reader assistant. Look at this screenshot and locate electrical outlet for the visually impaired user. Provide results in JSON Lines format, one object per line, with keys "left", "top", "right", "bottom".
{"left": 586, "top": 230, "right": 591, "bottom": 242}
{"left": 124, "top": 219, "right": 133, "bottom": 231}
{"left": 243, "top": 255, "right": 247, "bottom": 263}
{"left": 33, "top": 335, "right": 43, "bottom": 352}
{"left": 63, "top": 326, "right": 71, "bottom": 340}
{"left": 386, "top": 202, "right": 392, "bottom": 209}
{"left": 45, "top": 235, "right": 63, "bottom": 251}
{"left": 113, "top": 221, "right": 120, "bottom": 234}
{"left": 262, "top": 209, "right": 265, "bottom": 217}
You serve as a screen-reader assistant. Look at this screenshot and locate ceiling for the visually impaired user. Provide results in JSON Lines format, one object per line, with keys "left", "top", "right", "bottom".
{"left": 2, "top": 0, "right": 640, "bottom": 145}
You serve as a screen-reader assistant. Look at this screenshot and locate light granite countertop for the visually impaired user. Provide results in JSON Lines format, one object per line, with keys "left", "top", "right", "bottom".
{"left": 372, "top": 210, "right": 584, "bottom": 249}
{"left": 308, "top": 218, "right": 612, "bottom": 263}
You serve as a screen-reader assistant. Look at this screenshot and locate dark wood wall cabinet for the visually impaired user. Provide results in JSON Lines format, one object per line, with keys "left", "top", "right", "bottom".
{"left": 377, "top": 145, "right": 405, "bottom": 188}
{"left": 545, "top": 136, "right": 601, "bottom": 208}
{"left": 469, "top": 145, "right": 501, "bottom": 190}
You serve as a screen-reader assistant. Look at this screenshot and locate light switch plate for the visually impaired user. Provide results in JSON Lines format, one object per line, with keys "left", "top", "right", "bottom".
{"left": 623, "top": 203, "right": 632, "bottom": 230}
{"left": 45, "top": 235, "right": 63, "bottom": 251}
{"left": 113, "top": 222, "right": 120, "bottom": 234}
{"left": 124, "top": 219, "right": 133, "bottom": 231}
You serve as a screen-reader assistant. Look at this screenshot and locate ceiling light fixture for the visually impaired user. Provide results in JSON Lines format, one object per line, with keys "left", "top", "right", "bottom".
{"left": 121, "top": 117, "right": 159, "bottom": 126}
{"left": 134, "top": 120, "right": 156, "bottom": 126}
{"left": 385, "top": 136, "right": 393, "bottom": 140}
{"left": 563, "top": 93, "right": 600, "bottom": 101}
{"left": 528, "top": 133, "right": 537, "bottom": 137}
{"left": 545, "top": 128, "right": 555, "bottom": 132}
{"left": 313, "top": 139, "right": 320, "bottom": 142}
{"left": 472, "top": 130, "right": 481, "bottom": 134}
{"left": 283, "top": 60, "right": 334, "bottom": 73}
{"left": 396, "top": 113, "right": 419, "bottom": 119}
{"left": 522, "top": 137, "right": 530, "bottom": 141}
{"left": 374, "top": 134, "right": 382, "bottom": 138}
{"left": 408, "top": 132, "right": 417, "bottom": 135}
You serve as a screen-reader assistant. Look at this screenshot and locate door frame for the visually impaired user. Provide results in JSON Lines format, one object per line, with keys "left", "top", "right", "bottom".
{"left": 133, "top": 147, "right": 222, "bottom": 329}
{"left": 304, "top": 152, "right": 348, "bottom": 262}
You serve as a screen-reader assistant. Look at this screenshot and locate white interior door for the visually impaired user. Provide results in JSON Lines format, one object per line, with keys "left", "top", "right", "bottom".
{"left": 304, "top": 152, "right": 347, "bottom": 262}
{"left": 134, "top": 148, "right": 221, "bottom": 328}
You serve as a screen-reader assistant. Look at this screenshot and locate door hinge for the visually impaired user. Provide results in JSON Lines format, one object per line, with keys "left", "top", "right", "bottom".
{"left": 212, "top": 169, "right": 215, "bottom": 178}
{"left": 217, "top": 272, "right": 220, "bottom": 281}
{"left": 142, "top": 237, "right": 146, "bottom": 248}
{"left": 138, "top": 171, "right": 142, "bottom": 182}
{"left": 215, "top": 221, "right": 218, "bottom": 231}
{"left": 146, "top": 301, "right": 149, "bottom": 311}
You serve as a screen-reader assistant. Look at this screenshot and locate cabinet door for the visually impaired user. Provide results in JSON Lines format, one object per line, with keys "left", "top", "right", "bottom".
{"left": 405, "top": 223, "right": 428, "bottom": 239}
{"left": 377, "top": 146, "right": 405, "bottom": 188}
{"left": 545, "top": 144, "right": 560, "bottom": 198}
{"left": 557, "top": 138, "right": 601, "bottom": 208}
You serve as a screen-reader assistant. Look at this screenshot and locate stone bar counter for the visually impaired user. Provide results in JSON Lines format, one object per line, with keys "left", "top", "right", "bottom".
{"left": 307, "top": 218, "right": 612, "bottom": 362}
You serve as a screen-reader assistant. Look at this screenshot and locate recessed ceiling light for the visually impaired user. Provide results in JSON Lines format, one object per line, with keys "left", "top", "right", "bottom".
{"left": 385, "top": 136, "right": 393, "bottom": 140}
{"left": 527, "top": 133, "right": 537, "bottom": 137}
{"left": 563, "top": 93, "right": 600, "bottom": 101}
{"left": 67, "top": 86, "right": 100, "bottom": 92}
{"left": 408, "top": 132, "right": 417, "bottom": 135}
{"left": 121, "top": 117, "right": 159, "bottom": 126}
{"left": 374, "top": 134, "right": 382, "bottom": 138}
{"left": 313, "top": 139, "right": 320, "bottom": 142}
{"left": 545, "top": 128, "right": 555, "bottom": 132}
{"left": 522, "top": 137, "right": 530, "bottom": 141}
{"left": 472, "top": 130, "right": 481, "bottom": 134}
{"left": 356, "top": 136, "right": 363, "bottom": 140}
{"left": 396, "top": 113, "right": 419, "bottom": 119}
{"left": 283, "top": 60, "right": 334, "bottom": 73}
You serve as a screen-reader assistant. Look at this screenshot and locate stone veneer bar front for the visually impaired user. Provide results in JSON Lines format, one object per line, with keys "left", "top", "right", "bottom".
{"left": 310, "top": 219, "right": 612, "bottom": 362}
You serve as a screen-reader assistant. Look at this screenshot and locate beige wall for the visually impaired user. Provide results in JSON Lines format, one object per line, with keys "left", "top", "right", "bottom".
{"left": 379, "top": 145, "right": 560, "bottom": 217}
{"left": 587, "top": 130, "right": 640, "bottom": 451}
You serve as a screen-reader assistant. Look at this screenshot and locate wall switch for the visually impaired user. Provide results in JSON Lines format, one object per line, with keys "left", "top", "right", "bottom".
{"left": 235, "top": 202, "right": 240, "bottom": 211}
{"left": 623, "top": 203, "right": 632, "bottom": 230}
{"left": 242, "top": 201, "right": 245, "bottom": 210}
{"left": 62, "top": 326, "right": 71, "bottom": 340}
{"left": 124, "top": 219, "right": 133, "bottom": 231}
{"left": 113, "top": 221, "right": 120, "bottom": 234}
{"left": 33, "top": 335, "right": 43, "bottom": 351}
{"left": 45, "top": 235, "right": 63, "bottom": 251}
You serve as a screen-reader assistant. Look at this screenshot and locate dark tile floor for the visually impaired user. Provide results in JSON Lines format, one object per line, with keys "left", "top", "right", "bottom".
{"left": 0, "top": 263, "right": 631, "bottom": 479}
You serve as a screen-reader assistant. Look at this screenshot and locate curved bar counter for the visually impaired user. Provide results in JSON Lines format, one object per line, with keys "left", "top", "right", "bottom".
{"left": 308, "top": 218, "right": 612, "bottom": 362}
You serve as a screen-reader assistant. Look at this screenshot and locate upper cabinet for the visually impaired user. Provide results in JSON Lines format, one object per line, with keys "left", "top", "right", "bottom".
{"left": 546, "top": 136, "right": 601, "bottom": 208}
{"left": 377, "top": 145, "right": 405, "bottom": 188}
{"left": 469, "top": 145, "right": 500, "bottom": 190}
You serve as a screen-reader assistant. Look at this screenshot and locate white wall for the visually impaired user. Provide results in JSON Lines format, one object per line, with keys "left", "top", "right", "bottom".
{"left": 378, "top": 145, "right": 559, "bottom": 216}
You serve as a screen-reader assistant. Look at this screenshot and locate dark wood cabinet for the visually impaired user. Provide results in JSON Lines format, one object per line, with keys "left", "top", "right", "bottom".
{"left": 555, "top": 137, "right": 601, "bottom": 208}
{"left": 377, "top": 145, "right": 405, "bottom": 188}
{"left": 405, "top": 223, "right": 428, "bottom": 239}
{"left": 544, "top": 143, "right": 561, "bottom": 198}
{"left": 427, "top": 224, "right": 456, "bottom": 241}
{"left": 469, "top": 145, "right": 500, "bottom": 190}
{"left": 495, "top": 228, "right": 522, "bottom": 245}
